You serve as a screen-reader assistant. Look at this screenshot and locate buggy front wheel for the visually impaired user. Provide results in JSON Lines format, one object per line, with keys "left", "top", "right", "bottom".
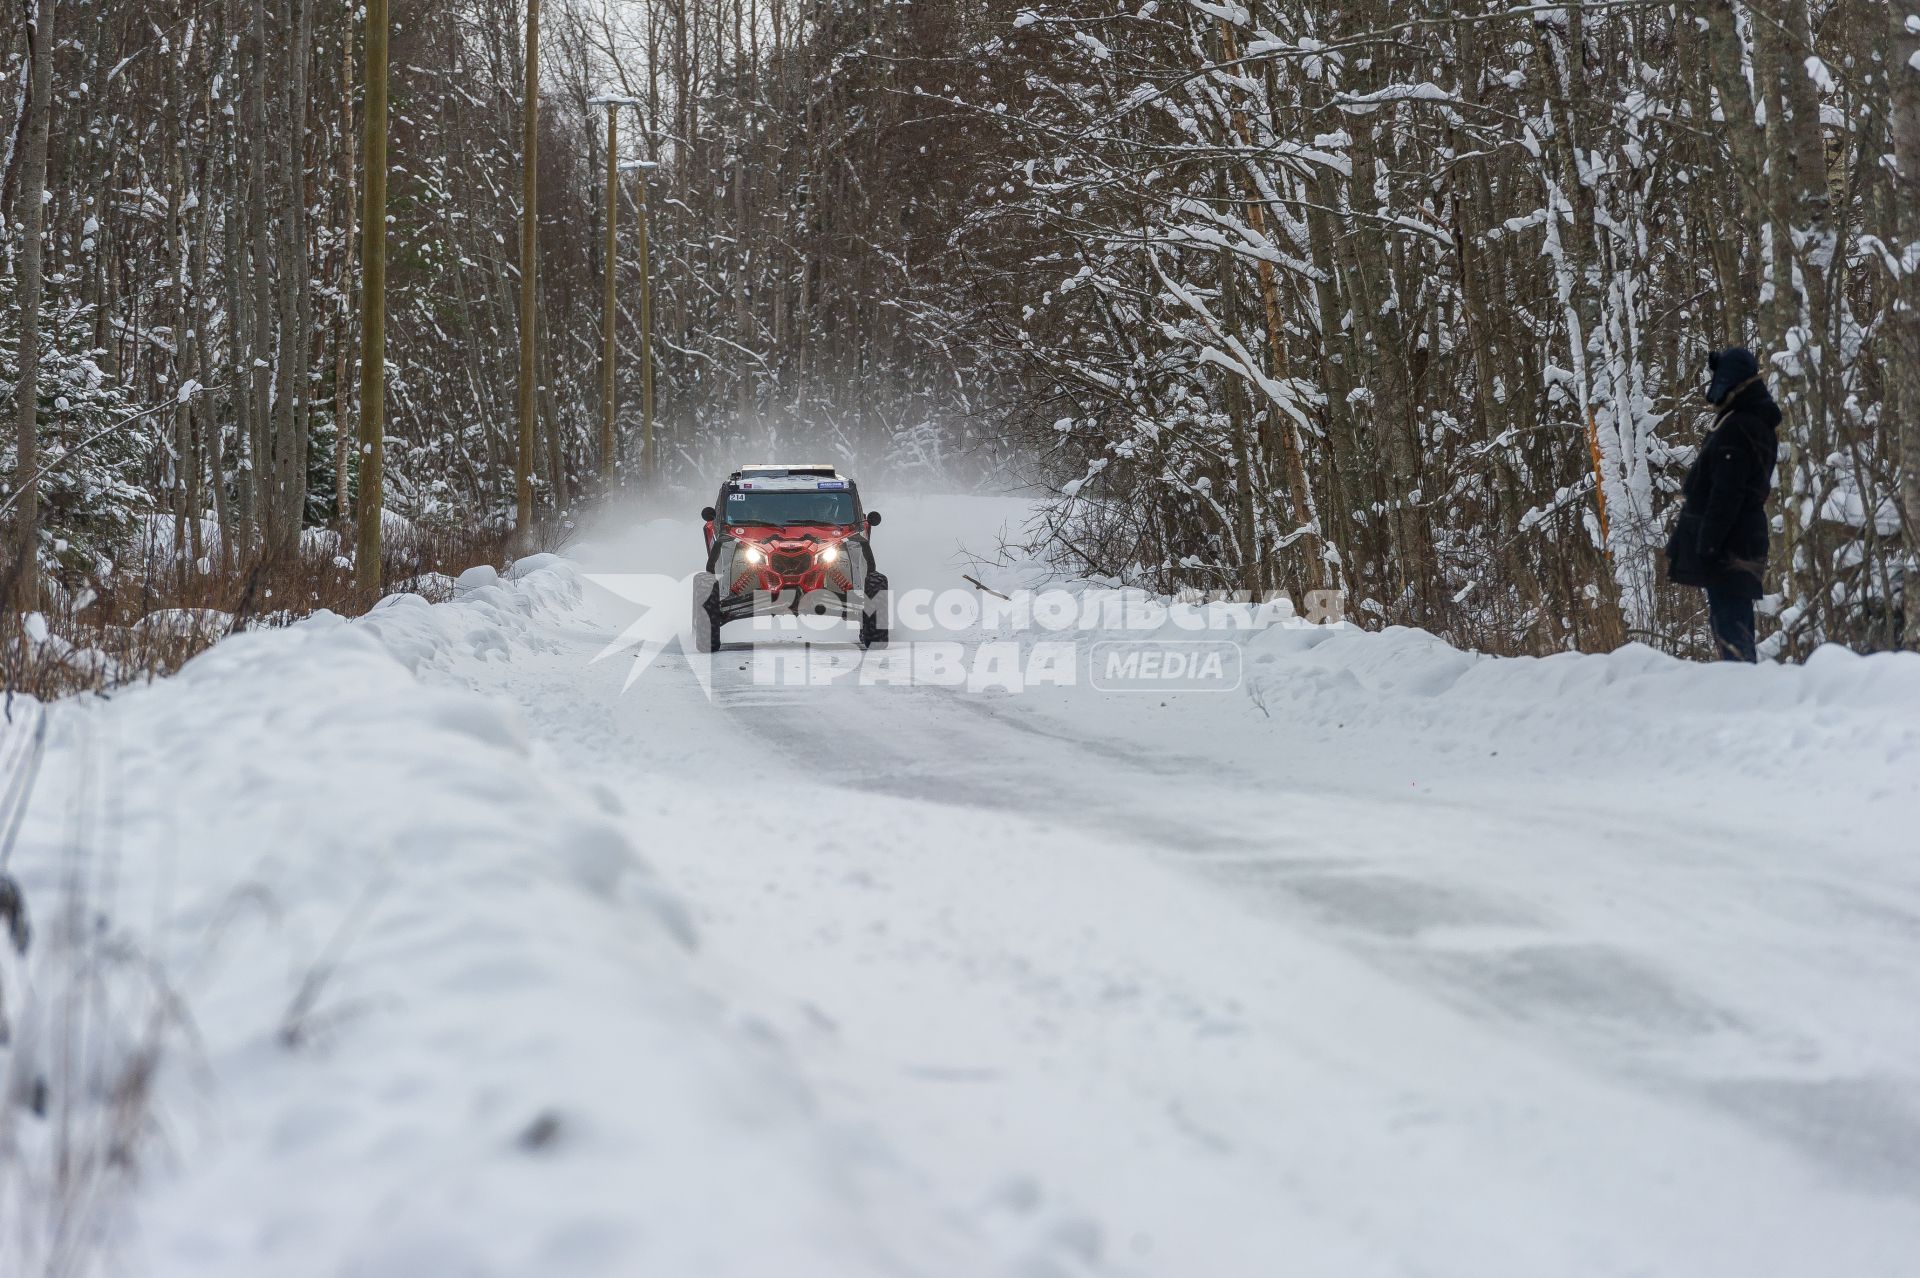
{"left": 691, "top": 573, "right": 722, "bottom": 653}
{"left": 859, "top": 572, "right": 890, "bottom": 650}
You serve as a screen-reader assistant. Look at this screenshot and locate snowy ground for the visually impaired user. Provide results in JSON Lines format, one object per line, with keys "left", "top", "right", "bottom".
{"left": 5, "top": 493, "right": 1920, "bottom": 1277}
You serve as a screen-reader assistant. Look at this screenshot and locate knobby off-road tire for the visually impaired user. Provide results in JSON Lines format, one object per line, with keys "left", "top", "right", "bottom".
{"left": 691, "top": 573, "right": 722, "bottom": 653}
{"left": 859, "top": 571, "right": 890, "bottom": 650}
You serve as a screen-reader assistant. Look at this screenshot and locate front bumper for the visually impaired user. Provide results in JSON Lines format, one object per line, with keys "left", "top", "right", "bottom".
{"left": 712, "top": 586, "right": 873, "bottom": 624}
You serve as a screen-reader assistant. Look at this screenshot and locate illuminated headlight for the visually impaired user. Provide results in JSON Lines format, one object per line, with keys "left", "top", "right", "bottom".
{"left": 816, "top": 543, "right": 840, "bottom": 565}
{"left": 736, "top": 541, "right": 765, "bottom": 564}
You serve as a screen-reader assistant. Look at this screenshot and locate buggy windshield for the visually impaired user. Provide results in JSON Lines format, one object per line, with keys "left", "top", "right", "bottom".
{"left": 723, "top": 489, "right": 858, "bottom": 527}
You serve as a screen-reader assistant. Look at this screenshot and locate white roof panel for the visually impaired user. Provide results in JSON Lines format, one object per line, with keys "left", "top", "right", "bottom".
{"left": 734, "top": 475, "right": 846, "bottom": 492}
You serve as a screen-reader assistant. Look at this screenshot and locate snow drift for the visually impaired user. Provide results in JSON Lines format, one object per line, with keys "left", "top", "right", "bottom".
{"left": 1, "top": 556, "right": 991, "bottom": 1278}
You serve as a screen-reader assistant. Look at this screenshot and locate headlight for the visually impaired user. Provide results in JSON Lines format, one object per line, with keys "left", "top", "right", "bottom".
{"left": 737, "top": 541, "right": 765, "bottom": 564}
{"left": 817, "top": 543, "right": 840, "bottom": 564}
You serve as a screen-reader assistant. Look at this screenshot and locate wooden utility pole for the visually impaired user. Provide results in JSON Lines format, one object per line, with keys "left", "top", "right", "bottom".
{"left": 587, "top": 96, "right": 641, "bottom": 485}
{"left": 516, "top": 0, "right": 541, "bottom": 533}
{"left": 634, "top": 159, "right": 657, "bottom": 484}
{"left": 600, "top": 102, "right": 618, "bottom": 483}
{"left": 355, "top": 0, "right": 389, "bottom": 598}
{"left": 9, "top": 0, "right": 55, "bottom": 611}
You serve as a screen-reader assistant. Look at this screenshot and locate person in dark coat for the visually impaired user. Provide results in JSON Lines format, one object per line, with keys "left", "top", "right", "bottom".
{"left": 1665, "top": 347, "right": 1780, "bottom": 662}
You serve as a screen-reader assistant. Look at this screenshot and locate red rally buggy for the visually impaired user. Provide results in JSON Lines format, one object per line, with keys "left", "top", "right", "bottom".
{"left": 692, "top": 465, "right": 890, "bottom": 652}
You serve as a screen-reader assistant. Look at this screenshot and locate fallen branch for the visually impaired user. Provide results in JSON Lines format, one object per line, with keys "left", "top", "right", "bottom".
{"left": 962, "top": 573, "right": 1011, "bottom": 601}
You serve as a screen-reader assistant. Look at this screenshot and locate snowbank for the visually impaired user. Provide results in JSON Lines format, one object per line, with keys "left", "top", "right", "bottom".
{"left": 2, "top": 557, "right": 986, "bottom": 1278}
{"left": 1241, "top": 624, "right": 1920, "bottom": 787}
{"left": 958, "top": 521, "right": 1918, "bottom": 788}
{"left": 130, "top": 512, "right": 224, "bottom": 571}
{"left": 938, "top": 534, "right": 1918, "bottom": 793}
{"left": 130, "top": 606, "right": 233, "bottom": 640}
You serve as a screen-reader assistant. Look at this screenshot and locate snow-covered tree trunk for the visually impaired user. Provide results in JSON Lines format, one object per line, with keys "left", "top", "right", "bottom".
{"left": 334, "top": 22, "right": 358, "bottom": 528}
{"left": 9, "top": 0, "right": 54, "bottom": 611}
{"left": 1342, "top": 113, "right": 1429, "bottom": 619}
{"left": 1895, "top": 3, "right": 1920, "bottom": 646}
{"left": 272, "top": 0, "right": 316, "bottom": 560}
{"left": 245, "top": 0, "right": 275, "bottom": 551}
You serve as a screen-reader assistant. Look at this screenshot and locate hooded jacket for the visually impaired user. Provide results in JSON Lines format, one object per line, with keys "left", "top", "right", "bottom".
{"left": 1665, "top": 361, "right": 1780, "bottom": 600}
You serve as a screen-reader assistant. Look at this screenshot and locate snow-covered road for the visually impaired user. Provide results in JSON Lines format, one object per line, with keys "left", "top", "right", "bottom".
{"left": 510, "top": 494, "right": 1920, "bottom": 1276}
{"left": 9, "top": 494, "right": 1920, "bottom": 1277}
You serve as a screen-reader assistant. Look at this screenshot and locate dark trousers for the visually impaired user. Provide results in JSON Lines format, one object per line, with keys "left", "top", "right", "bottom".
{"left": 1707, "top": 588, "right": 1757, "bottom": 663}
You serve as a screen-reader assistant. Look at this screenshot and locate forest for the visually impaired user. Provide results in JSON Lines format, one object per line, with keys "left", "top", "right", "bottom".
{"left": 2, "top": 0, "right": 1917, "bottom": 676}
